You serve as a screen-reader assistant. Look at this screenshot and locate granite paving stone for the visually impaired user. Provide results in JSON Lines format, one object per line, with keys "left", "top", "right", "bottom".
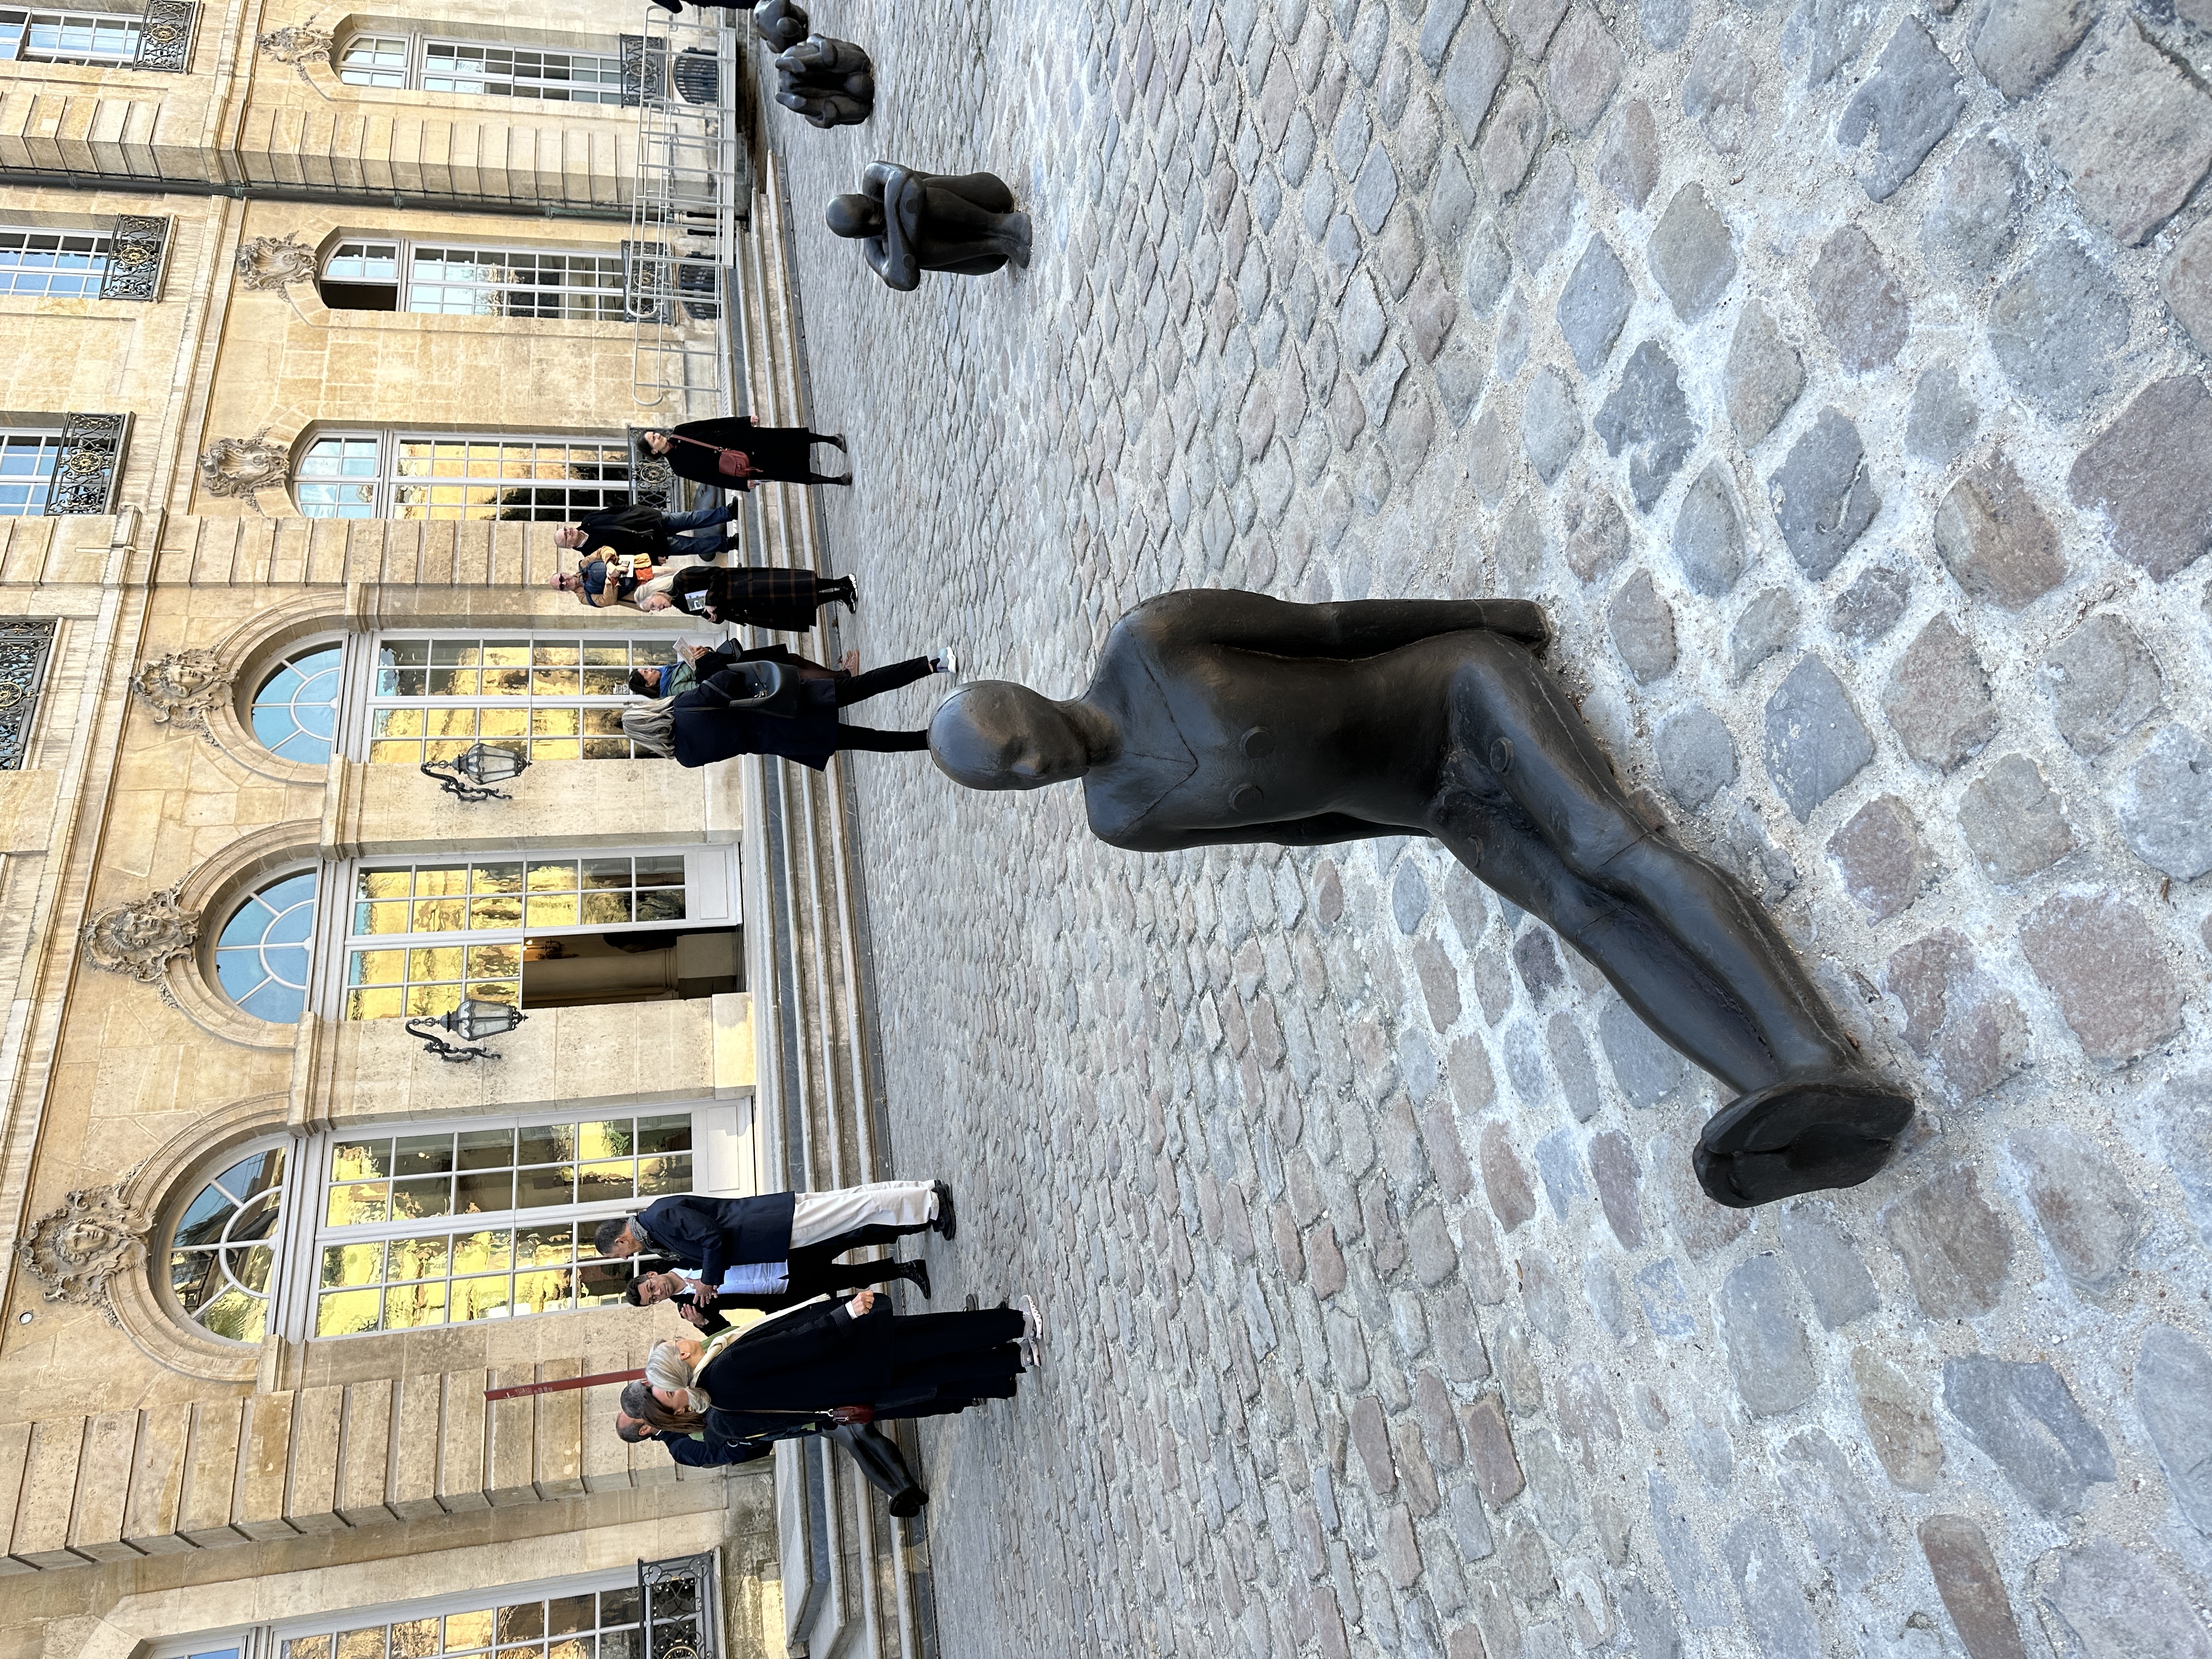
{"left": 765, "top": 1, "right": 2212, "bottom": 1647}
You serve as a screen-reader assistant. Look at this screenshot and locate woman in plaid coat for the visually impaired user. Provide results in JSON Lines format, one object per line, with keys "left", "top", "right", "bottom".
{"left": 642, "top": 563, "right": 857, "bottom": 630}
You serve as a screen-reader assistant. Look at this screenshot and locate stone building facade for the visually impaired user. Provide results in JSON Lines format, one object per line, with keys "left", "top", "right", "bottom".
{"left": 0, "top": 6, "right": 797, "bottom": 1658}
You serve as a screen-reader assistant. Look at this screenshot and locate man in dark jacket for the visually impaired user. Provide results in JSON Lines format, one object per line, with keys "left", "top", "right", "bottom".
{"left": 556, "top": 501, "right": 739, "bottom": 565}
{"left": 661, "top": 653, "right": 952, "bottom": 771}
{"left": 595, "top": 1181, "right": 955, "bottom": 1307}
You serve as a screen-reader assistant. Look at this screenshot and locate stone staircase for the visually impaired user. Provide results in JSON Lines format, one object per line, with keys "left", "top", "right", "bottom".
{"left": 727, "top": 153, "right": 939, "bottom": 1659}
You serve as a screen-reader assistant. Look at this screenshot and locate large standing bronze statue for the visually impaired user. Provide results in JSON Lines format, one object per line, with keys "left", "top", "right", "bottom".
{"left": 928, "top": 592, "right": 1912, "bottom": 1207}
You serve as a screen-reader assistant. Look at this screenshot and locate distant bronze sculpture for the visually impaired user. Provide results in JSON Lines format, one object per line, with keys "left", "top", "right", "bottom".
{"left": 928, "top": 592, "right": 1914, "bottom": 1207}
{"left": 826, "top": 163, "right": 1031, "bottom": 292}
{"left": 753, "top": 0, "right": 808, "bottom": 48}
{"left": 774, "top": 35, "right": 873, "bottom": 128}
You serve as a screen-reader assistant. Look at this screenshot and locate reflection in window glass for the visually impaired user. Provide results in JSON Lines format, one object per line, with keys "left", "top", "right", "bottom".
{"left": 342, "top": 855, "right": 687, "bottom": 1020}
{"left": 295, "top": 433, "right": 632, "bottom": 521}
{"left": 0, "top": 8, "right": 143, "bottom": 63}
{"left": 251, "top": 645, "right": 343, "bottom": 764}
{"left": 0, "top": 227, "right": 111, "bottom": 296}
{"left": 213, "top": 872, "right": 318, "bottom": 1023}
{"left": 315, "top": 1113, "right": 691, "bottom": 1335}
{"left": 282, "top": 1587, "right": 646, "bottom": 1659}
{"left": 0, "top": 430, "right": 60, "bottom": 515}
{"left": 368, "top": 637, "right": 681, "bottom": 765}
{"left": 166, "top": 1147, "right": 286, "bottom": 1344}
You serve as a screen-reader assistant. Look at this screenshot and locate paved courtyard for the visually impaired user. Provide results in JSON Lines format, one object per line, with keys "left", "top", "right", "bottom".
{"left": 761, "top": 0, "right": 2212, "bottom": 1652}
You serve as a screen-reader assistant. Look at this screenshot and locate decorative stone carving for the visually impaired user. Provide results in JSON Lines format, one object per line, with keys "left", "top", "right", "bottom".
{"left": 18, "top": 1184, "right": 150, "bottom": 1317}
{"left": 256, "top": 23, "right": 331, "bottom": 66}
{"left": 81, "top": 882, "right": 199, "bottom": 985}
{"left": 234, "top": 235, "right": 317, "bottom": 292}
{"left": 196, "top": 431, "right": 290, "bottom": 502}
{"left": 131, "top": 648, "right": 233, "bottom": 732}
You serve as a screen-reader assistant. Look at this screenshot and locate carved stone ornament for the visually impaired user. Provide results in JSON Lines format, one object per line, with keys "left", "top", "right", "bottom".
{"left": 81, "top": 881, "right": 200, "bottom": 985}
{"left": 18, "top": 1184, "right": 150, "bottom": 1315}
{"left": 131, "top": 647, "right": 233, "bottom": 732}
{"left": 234, "top": 235, "right": 318, "bottom": 292}
{"left": 255, "top": 23, "right": 332, "bottom": 65}
{"left": 197, "top": 430, "right": 290, "bottom": 499}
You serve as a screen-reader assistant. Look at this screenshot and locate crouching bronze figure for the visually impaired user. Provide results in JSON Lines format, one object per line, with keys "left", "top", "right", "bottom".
{"left": 928, "top": 591, "right": 1912, "bottom": 1208}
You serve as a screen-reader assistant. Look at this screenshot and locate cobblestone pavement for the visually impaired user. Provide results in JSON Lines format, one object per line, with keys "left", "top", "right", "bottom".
{"left": 759, "top": 0, "right": 2212, "bottom": 1651}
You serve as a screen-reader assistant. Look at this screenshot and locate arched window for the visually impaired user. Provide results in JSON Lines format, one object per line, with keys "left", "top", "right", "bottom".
{"left": 165, "top": 1144, "right": 287, "bottom": 1344}
{"left": 250, "top": 645, "right": 343, "bottom": 764}
{"left": 214, "top": 872, "right": 318, "bottom": 1023}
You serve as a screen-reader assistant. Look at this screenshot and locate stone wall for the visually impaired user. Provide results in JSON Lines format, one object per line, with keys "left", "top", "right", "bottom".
{"left": 769, "top": 0, "right": 2212, "bottom": 1649}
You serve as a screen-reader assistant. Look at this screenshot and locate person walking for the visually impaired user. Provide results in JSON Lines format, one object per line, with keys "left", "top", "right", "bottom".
{"left": 616, "top": 1389, "right": 935, "bottom": 1516}
{"left": 629, "top": 643, "right": 859, "bottom": 701}
{"left": 641, "top": 419, "right": 851, "bottom": 490}
{"left": 638, "top": 562, "right": 856, "bottom": 628}
{"left": 593, "top": 1181, "right": 957, "bottom": 1307}
{"left": 557, "top": 501, "right": 738, "bottom": 565}
{"left": 620, "top": 649, "right": 958, "bottom": 771}
{"left": 626, "top": 1251, "right": 930, "bottom": 1319}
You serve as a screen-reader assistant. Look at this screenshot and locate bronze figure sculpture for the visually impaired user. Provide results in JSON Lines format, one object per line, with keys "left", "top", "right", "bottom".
{"left": 826, "top": 162, "right": 1032, "bottom": 291}
{"left": 928, "top": 591, "right": 1912, "bottom": 1207}
{"left": 774, "top": 35, "right": 873, "bottom": 127}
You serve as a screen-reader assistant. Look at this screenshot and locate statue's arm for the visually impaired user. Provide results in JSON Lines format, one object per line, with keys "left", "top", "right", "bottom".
{"left": 1110, "top": 812, "right": 1411, "bottom": 851}
{"left": 861, "top": 161, "right": 905, "bottom": 198}
{"left": 1138, "top": 590, "right": 1551, "bottom": 657}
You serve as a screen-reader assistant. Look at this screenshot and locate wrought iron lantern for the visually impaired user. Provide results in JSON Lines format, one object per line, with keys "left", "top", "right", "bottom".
{"left": 422, "top": 742, "right": 529, "bottom": 802}
{"left": 406, "top": 998, "right": 527, "bottom": 1063}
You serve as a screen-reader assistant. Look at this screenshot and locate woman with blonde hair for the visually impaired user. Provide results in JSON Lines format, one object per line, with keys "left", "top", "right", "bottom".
{"left": 639, "top": 1289, "right": 1040, "bottom": 1442}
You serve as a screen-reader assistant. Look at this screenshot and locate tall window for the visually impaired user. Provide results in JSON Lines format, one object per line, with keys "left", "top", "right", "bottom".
{"left": 320, "top": 239, "right": 629, "bottom": 319}
{"left": 251, "top": 644, "right": 343, "bottom": 764}
{"left": 294, "top": 432, "right": 633, "bottom": 520}
{"left": 215, "top": 872, "right": 319, "bottom": 1023}
{"left": 0, "top": 227, "right": 112, "bottom": 295}
{"left": 331, "top": 847, "right": 737, "bottom": 1021}
{"left": 367, "top": 635, "right": 684, "bottom": 765}
{"left": 153, "top": 1563, "right": 722, "bottom": 1659}
{"left": 314, "top": 1109, "right": 692, "bottom": 1335}
{"left": 343, "top": 851, "right": 700, "bottom": 1018}
{"left": 0, "top": 430, "right": 59, "bottom": 514}
{"left": 337, "top": 33, "right": 627, "bottom": 103}
{"left": 0, "top": 7, "right": 140, "bottom": 62}
{"left": 166, "top": 1146, "right": 287, "bottom": 1344}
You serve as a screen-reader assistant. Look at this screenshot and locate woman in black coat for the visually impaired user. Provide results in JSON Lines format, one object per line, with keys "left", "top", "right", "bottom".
{"left": 622, "top": 650, "right": 953, "bottom": 770}
{"left": 642, "top": 1293, "right": 1031, "bottom": 1437}
{"left": 642, "top": 418, "right": 851, "bottom": 490}
{"left": 645, "top": 563, "right": 855, "bottom": 630}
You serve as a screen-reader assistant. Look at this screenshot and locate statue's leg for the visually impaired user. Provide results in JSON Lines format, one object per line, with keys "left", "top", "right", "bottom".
{"left": 1438, "top": 635, "right": 1911, "bottom": 1205}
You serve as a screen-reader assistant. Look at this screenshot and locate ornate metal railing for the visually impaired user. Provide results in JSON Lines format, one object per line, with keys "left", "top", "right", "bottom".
{"left": 0, "top": 619, "right": 58, "bottom": 771}
{"left": 637, "top": 1551, "right": 720, "bottom": 1659}
{"left": 99, "top": 215, "right": 170, "bottom": 301}
{"left": 45, "top": 412, "right": 128, "bottom": 516}
{"left": 133, "top": 0, "right": 195, "bottom": 69}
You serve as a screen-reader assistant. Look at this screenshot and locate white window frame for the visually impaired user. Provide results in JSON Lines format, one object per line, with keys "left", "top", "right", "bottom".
{"left": 0, "top": 224, "right": 112, "bottom": 296}
{"left": 292, "top": 429, "right": 636, "bottom": 521}
{"left": 0, "top": 427, "right": 62, "bottom": 516}
{"left": 319, "top": 236, "right": 630, "bottom": 320}
{"left": 0, "top": 5, "right": 142, "bottom": 64}
{"left": 295, "top": 1100, "right": 749, "bottom": 1340}
{"left": 151, "top": 1567, "right": 673, "bottom": 1659}
{"left": 336, "top": 30, "right": 627, "bottom": 104}
{"left": 314, "top": 842, "right": 740, "bottom": 1023}
{"left": 355, "top": 629, "right": 707, "bottom": 767}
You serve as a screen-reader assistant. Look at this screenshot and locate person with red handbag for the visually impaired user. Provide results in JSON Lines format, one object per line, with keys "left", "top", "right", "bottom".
{"left": 641, "top": 417, "right": 852, "bottom": 491}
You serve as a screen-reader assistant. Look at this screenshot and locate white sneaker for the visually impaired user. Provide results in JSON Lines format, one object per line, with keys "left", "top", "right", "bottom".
{"left": 1018, "top": 1295, "right": 1043, "bottom": 1369}
{"left": 934, "top": 647, "right": 960, "bottom": 679}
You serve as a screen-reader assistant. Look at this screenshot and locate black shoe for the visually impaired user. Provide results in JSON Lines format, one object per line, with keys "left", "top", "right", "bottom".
{"left": 887, "top": 1486, "right": 927, "bottom": 1518}
{"left": 1694, "top": 1077, "right": 1915, "bottom": 1207}
{"left": 828, "top": 433, "right": 849, "bottom": 452}
{"left": 833, "top": 578, "right": 859, "bottom": 613}
{"left": 905, "top": 1258, "right": 931, "bottom": 1299}
{"left": 930, "top": 1180, "right": 956, "bottom": 1241}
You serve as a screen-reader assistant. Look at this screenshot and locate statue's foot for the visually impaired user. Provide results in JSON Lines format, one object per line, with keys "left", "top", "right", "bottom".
{"left": 1694, "top": 1077, "right": 1913, "bottom": 1208}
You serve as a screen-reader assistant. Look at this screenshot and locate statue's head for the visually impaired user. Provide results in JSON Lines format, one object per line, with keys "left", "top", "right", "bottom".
{"left": 929, "top": 682, "right": 1092, "bottom": 791}
{"left": 825, "top": 194, "right": 883, "bottom": 239}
